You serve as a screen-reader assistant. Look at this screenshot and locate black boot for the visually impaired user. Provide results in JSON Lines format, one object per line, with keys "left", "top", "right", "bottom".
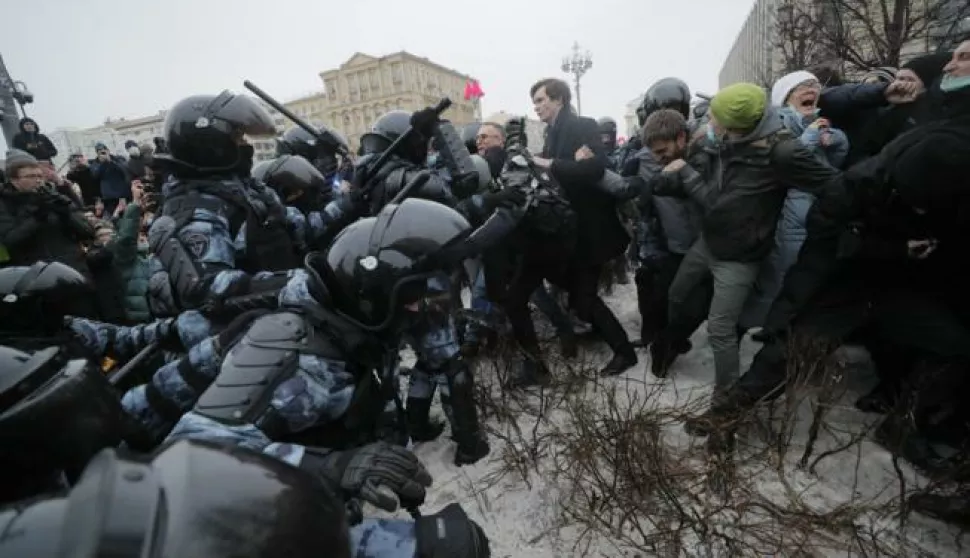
{"left": 854, "top": 383, "right": 894, "bottom": 414}
{"left": 406, "top": 397, "right": 445, "bottom": 442}
{"left": 650, "top": 337, "right": 679, "bottom": 379}
{"left": 447, "top": 364, "right": 490, "bottom": 466}
{"left": 907, "top": 493, "right": 970, "bottom": 527}
{"left": 505, "top": 356, "right": 552, "bottom": 389}
{"left": 600, "top": 346, "right": 638, "bottom": 377}
{"left": 873, "top": 415, "right": 949, "bottom": 476}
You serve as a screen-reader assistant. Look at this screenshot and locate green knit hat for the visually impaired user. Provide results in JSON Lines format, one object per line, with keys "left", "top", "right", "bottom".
{"left": 710, "top": 83, "right": 767, "bottom": 130}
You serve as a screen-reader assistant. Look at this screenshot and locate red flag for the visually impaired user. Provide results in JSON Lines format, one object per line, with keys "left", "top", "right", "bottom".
{"left": 464, "top": 80, "right": 484, "bottom": 101}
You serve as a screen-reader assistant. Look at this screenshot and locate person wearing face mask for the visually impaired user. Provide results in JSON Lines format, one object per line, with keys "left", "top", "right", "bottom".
{"left": 685, "top": 44, "right": 970, "bottom": 468}
{"left": 124, "top": 140, "right": 152, "bottom": 182}
{"left": 645, "top": 83, "right": 842, "bottom": 418}
{"left": 148, "top": 90, "right": 303, "bottom": 320}
{"left": 737, "top": 72, "right": 850, "bottom": 336}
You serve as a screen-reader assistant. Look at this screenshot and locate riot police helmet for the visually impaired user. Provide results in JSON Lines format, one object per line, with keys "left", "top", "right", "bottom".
{"left": 252, "top": 155, "right": 332, "bottom": 207}
{"left": 461, "top": 122, "right": 482, "bottom": 154}
{"left": 692, "top": 99, "right": 711, "bottom": 122}
{"left": 597, "top": 117, "right": 617, "bottom": 135}
{"left": 162, "top": 91, "right": 276, "bottom": 174}
{"left": 306, "top": 198, "right": 472, "bottom": 332}
{"left": 0, "top": 440, "right": 352, "bottom": 558}
{"left": 0, "top": 261, "right": 92, "bottom": 335}
{"left": 359, "top": 110, "right": 426, "bottom": 164}
{"left": 597, "top": 117, "right": 618, "bottom": 150}
{"left": 0, "top": 344, "right": 124, "bottom": 504}
{"left": 640, "top": 78, "right": 692, "bottom": 121}
{"left": 276, "top": 123, "right": 347, "bottom": 177}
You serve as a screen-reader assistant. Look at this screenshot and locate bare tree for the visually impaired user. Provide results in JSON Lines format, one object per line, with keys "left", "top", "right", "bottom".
{"left": 777, "top": 0, "right": 970, "bottom": 76}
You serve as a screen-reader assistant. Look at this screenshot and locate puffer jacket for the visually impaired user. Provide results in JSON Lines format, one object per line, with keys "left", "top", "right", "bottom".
{"left": 111, "top": 204, "right": 152, "bottom": 323}
{"left": 740, "top": 109, "right": 850, "bottom": 328}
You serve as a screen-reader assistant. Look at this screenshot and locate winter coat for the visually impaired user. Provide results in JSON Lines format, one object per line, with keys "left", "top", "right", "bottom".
{"left": 635, "top": 147, "right": 703, "bottom": 261}
{"left": 818, "top": 82, "right": 891, "bottom": 166}
{"left": 0, "top": 183, "right": 94, "bottom": 276}
{"left": 739, "top": 108, "right": 850, "bottom": 328}
{"left": 544, "top": 107, "right": 629, "bottom": 265}
{"left": 762, "top": 86, "right": 970, "bottom": 334}
{"left": 11, "top": 118, "right": 58, "bottom": 162}
{"left": 112, "top": 204, "right": 152, "bottom": 322}
{"left": 671, "top": 106, "right": 840, "bottom": 262}
{"left": 66, "top": 164, "right": 100, "bottom": 206}
{"left": 90, "top": 156, "right": 132, "bottom": 200}
{"left": 127, "top": 156, "right": 149, "bottom": 181}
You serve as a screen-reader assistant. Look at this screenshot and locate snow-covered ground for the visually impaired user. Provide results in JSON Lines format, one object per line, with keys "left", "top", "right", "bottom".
{"left": 402, "top": 283, "right": 967, "bottom": 557}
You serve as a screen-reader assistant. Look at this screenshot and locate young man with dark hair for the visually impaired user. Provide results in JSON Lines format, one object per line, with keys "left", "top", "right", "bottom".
{"left": 635, "top": 109, "right": 709, "bottom": 360}
{"left": 499, "top": 77, "right": 635, "bottom": 386}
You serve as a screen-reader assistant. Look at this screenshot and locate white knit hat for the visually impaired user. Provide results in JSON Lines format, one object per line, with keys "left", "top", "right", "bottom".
{"left": 770, "top": 70, "right": 819, "bottom": 107}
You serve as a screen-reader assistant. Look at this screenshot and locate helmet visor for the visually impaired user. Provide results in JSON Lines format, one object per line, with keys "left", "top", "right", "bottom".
{"left": 211, "top": 92, "right": 277, "bottom": 139}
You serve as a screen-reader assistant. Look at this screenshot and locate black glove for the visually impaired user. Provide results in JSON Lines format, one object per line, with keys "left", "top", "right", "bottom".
{"left": 481, "top": 188, "right": 526, "bottom": 213}
{"left": 410, "top": 107, "right": 440, "bottom": 138}
{"left": 416, "top": 503, "right": 491, "bottom": 558}
{"left": 300, "top": 442, "right": 433, "bottom": 512}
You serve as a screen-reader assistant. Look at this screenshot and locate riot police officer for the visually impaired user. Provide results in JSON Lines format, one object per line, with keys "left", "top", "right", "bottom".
{"left": 0, "top": 343, "right": 125, "bottom": 505}
{"left": 597, "top": 117, "right": 619, "bottom": 170}
{"left": 461, "top": 121, "right": 482, "bottom": 154}
{"left": 276, "top": 122, "right": 352, "bottom": 189}
{"left": 146, "top": 199, "right": 491, "bottom": 468}
{"left": 0, "top": 439, "right": 491, "bottom": 557}
{"left": 149, "top": 91, "right": 303, "bottom": 317}
{"left": 252, "top": 154, "right": 334, "bottom": 251}
{"left": 631, "top": 78, "right": 707, "bottom": 356}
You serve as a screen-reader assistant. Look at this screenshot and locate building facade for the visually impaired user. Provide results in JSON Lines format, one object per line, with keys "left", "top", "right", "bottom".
{"left": 483, "top": 111, "right": 545, "bottom": 153}
{"left": 719, "top": 0, "right": 782, "bottom": 89}
{"left": 104, "top": 111, "right": 166, "bottom": 151}
{"left": 47, "top": 127, "right": 126, "bottom": 169}
{"left": 623, "top": 94, "right": 644, "bottom": 137}
{"left": 283, "top": 51, "right": 482, "bottom": 152}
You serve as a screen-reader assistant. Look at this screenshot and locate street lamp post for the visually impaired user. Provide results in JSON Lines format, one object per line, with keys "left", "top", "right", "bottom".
{"left": 560, "top": 42, "right": 593, "bottom": 116}
{"left": 0, "top": 54, "right": 24, "bottom": 148}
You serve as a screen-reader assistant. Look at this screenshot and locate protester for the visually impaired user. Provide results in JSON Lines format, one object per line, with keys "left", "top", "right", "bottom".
{"left": 11, "top": 117, "right": 58, "bottom": 162}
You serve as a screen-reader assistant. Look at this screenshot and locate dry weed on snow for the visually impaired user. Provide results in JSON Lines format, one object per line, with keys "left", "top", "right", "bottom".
{"left": 401, "top": 283, "right": 968, "bottom": 557}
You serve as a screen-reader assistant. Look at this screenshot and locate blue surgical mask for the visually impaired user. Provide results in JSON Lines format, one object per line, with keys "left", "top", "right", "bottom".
{"left": 705, "top": 123, "right": 719, "bottom": 144}
{"left": 940, "top": 74, "right": 970, "bottom": 93}
{"left": 426, "top": 154, "right": 439, "bottom": 167}
{"left": 137, "top": 241, "right": 150, "bottom": 254}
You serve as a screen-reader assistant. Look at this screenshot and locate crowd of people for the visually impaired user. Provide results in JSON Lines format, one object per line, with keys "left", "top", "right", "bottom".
{"left": 0, "top": 39, "right": 968, "bottom": 557}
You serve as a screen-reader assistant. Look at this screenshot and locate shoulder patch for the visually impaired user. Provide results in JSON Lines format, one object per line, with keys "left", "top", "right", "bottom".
{"left": 183, "top": 232, "right": 210, "bottom": 258}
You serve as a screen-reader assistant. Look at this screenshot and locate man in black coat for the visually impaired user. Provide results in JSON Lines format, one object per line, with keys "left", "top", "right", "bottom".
{"left": 0, "top": 150, "right": 95, "bottom": 281}
{"left": 515, "top": 78, "right": 636, "bottom": 382}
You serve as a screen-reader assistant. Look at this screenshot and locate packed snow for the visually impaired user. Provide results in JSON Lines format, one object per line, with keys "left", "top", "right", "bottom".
{"left": 396, "top": 283, "right": 967, "bottom": 557}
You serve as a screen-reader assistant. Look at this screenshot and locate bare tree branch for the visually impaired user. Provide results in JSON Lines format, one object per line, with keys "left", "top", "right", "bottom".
{"left": 777, "top": 0, "right": 968, "bottom": 76}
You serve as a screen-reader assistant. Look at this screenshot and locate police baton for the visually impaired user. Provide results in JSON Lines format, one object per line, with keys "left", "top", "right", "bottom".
{"left": 243, "top": 80, "right": 350, "bottom": 159}
{"left": 107, "top": 341, "right": 161, "bottom": 387}
{"left": 361, "top": 97, "right": 451, "bottom": 185}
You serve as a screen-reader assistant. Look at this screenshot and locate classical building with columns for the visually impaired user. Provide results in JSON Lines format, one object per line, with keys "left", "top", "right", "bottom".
{"left": 284, "top": 51, "right": 482, "bottom": 151}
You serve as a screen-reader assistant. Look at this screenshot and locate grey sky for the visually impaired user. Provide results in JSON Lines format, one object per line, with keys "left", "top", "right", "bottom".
{"left": 1, "top": 0, "right": 753, "bottom": 151}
